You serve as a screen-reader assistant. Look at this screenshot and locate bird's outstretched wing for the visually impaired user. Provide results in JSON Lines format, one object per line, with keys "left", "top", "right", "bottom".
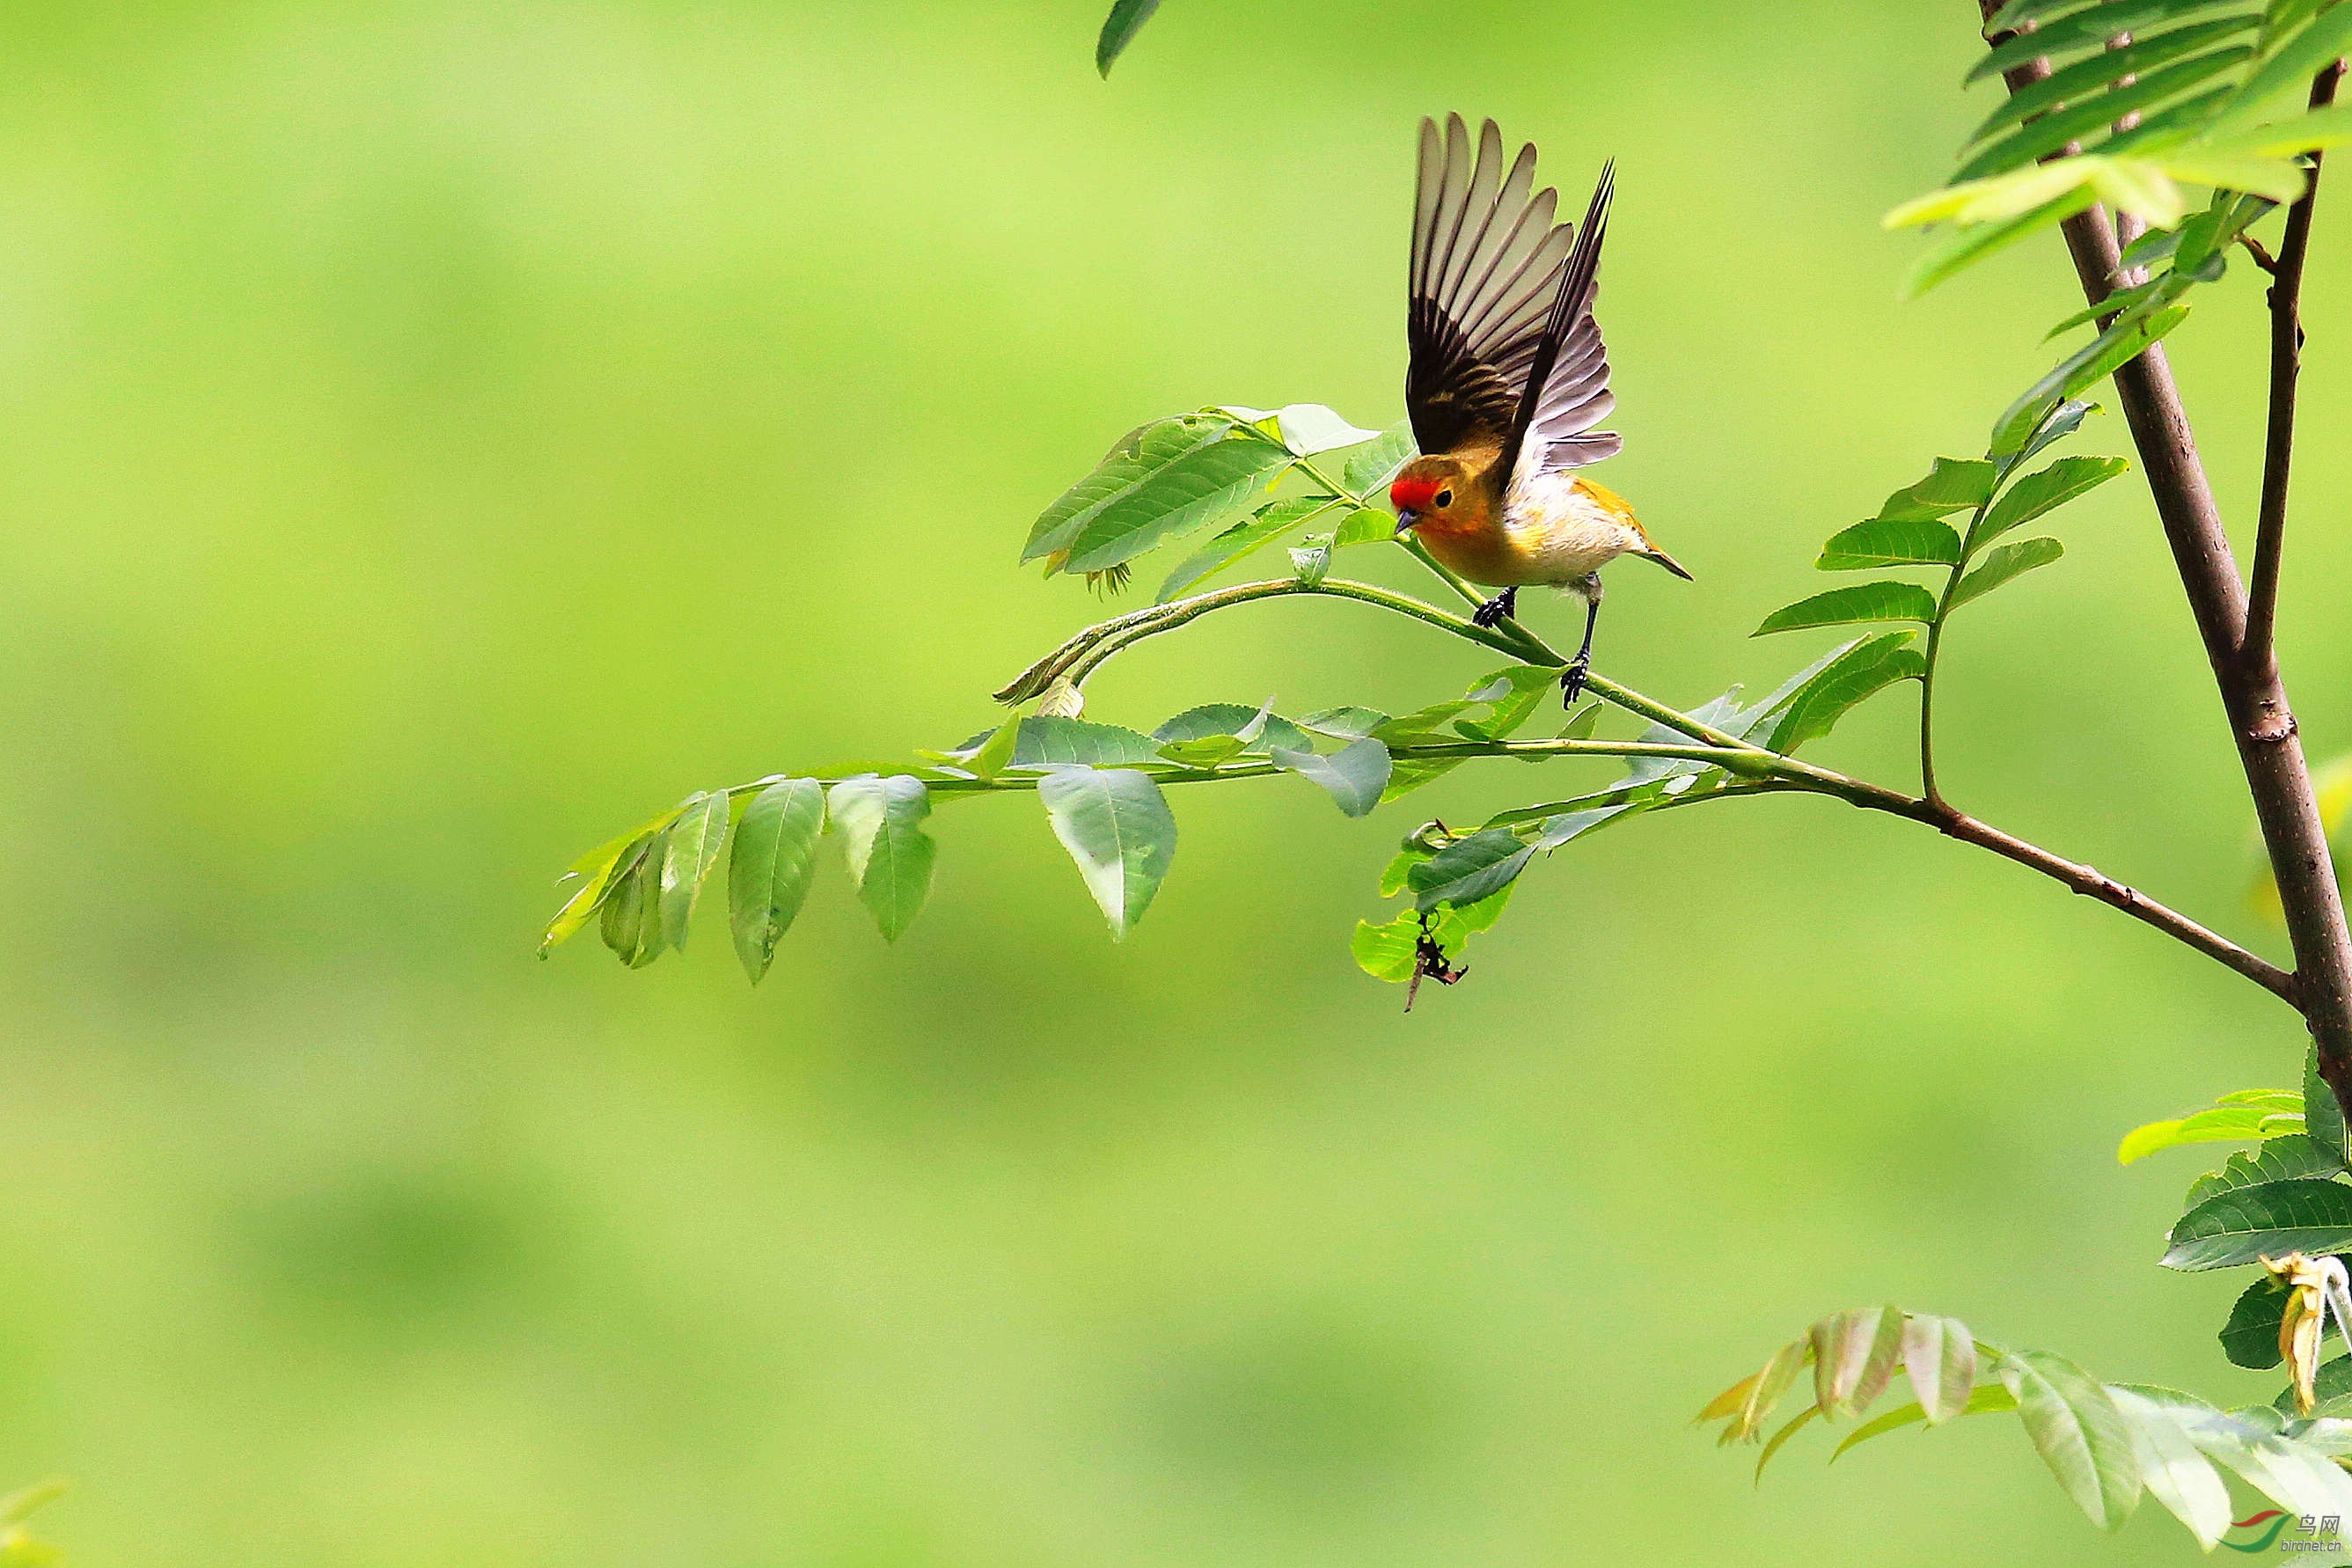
{"left": 1406, "top": 115, "right": 1620, "bottom": 481}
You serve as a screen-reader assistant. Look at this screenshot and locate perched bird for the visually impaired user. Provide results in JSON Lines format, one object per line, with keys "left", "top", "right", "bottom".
{"left": 1388, "top": 115, "right": 1689, "bottom": 703}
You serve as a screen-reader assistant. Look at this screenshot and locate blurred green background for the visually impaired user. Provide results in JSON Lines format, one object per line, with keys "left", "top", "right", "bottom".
{"left": 3, "top": 1, "right": 2348, "bottom": 1562}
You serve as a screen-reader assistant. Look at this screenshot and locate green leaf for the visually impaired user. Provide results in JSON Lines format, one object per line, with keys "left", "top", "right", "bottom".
{"left": 1755, "top": 582, "right": 1939, "bottom": 635}
{"left": 1955, "top": 52, "right": 2257, "bottom": 183}
{"left": 1154, "top": 696, "right": 1275, "bottom": 768}
{"left": 1037, "top": 767, "right": 1176, "bottom": 938}
{"left": 2172, "top": 191, "right": 2268, "bottom": 274}
{"left": 1946, "top": 538, "right": 2064, "bottom": 613}
{"left": 1991, "top": 304, "right": 2191, "bottom": 457}
{"left": 1379, "top": 842, "right": 1430, "bottom": 898}
{"left": 2119, "top": 222, "right": 2187, "bottom": 271}
{"left": 542, "top": 833, "right": 641, "bottom": 957}
{"left": 599, "top": 835, "right": 667, "bottom": 969}
{"left": 1728, "top": 641, "right": 1866, "bottom": 743}
{"left": 1970, "top": 18, "right": 2263, "bottom": 144}
{"left": 1831, "top": 1382, "right": 2018, "bottom": 1460}
{"left": 2222, "top": 1272, "right": 2294, "bottom": 1370}
{"left": 2282, "top": 1356, "right": 2352, "bottom": 1415}
{"left": 2002, "top": 398, "right": 2099, "bottom": 478}
{"left": 1351, "top": 910, "right": 1420, "bottom": 982}
{"left": 1454, "top": 665, "right": 1560, "bottom": 743}
{"left": 1981, "top": 0, "right": 2077, "bottom": 27}
{"left": 1998, "top": 1350, "right": 2143, "bottom": 1531}
{"left": 1095, "top": 0, "right": 1159, "bottom": 75}
{"left": 1333, "top": 507, "right": 1396, "bottom": 546}
{"left": 1029, "top": 414, "right": 1213, "bottom": 561}
{"left": 1877, "top": 458, "right": 2000, "bottom": 521}
{"left": 1152, "top": 702, "right": 1314, "bottom": 757}
{"left": 1273, "top": 404, "right": 1379, "bottom": 456}
{"left": 1813, "top": 1306, "right": 1908, "bottom": 1419}
{"left": 1025, "top": 414, "right": 1291, "bottom": 575}
{"left": 1971, "top": 0, "right": 2250, "bottom": 83}
{"left": 1409, "top": 828, "right": 1534, "bottom": 913}
{"left": 1373, "top": 700, "right": 1477, "bottom": 745}
{"left": 2090, "top": 158, "right": 2191, "bottom": 230}
{"left": 2155, "top": 151, "right": 2311, "bottom": 201}
{"left": 1379, "top": 754, "right": 1468, "bottom": 802}
{"left": 1271, "top": 738, "right": 1391, "bottom": 818}
{"left": 958, "top": 716, "right": 1022, "bottom": 780}
{"left": 659, "top": 790, "right": 731, "bottom": 949}
{"left": 2202, "top": 99, "right": 2352, "bottom": 158}
{"left": 2130, "top": 1385, "right": 2352, "bottom": 1520}
{"left": 1887, "top": 158, "right": 2104, "bottom": 230}
{"left": 2309, "top": 1041, "right": 2349, "bottom": 1168}
{"left": 2212, "top": 5, "right": 2352, "bottom": 132}
{"left": 2104, "top": 1386, "right": 2235, "bottom": 1551}
{"left": 1904, "top": 1315, "right": 1979, "bottom": 1425}
{"left": 2189, "top": 1135, "right": 2343, "bottom": 1206}
{"left": 728, "top": 777, "right": 826, "bottom": 984}
{"left": 1288, "top": 538, "right": 1330, "bottom": 588}
{"left": 1765, "top": 634, "right": 1925, "bottom": 753}
{"left": 1342, "top": 424, "right": 1417, "bottom": 494}
{"left": 2122, "top": 1103, "right": 2282, "bottom": 1163}
{"left": 1978, "top": 456, "right": 2129, "bottom": 545}
{"left": 829, "top": 775, "right": 937, "bottom": 942}
{"left": 2102, "top": 81, "right": 2241, "bottom": 157}
{"left": 1816, "top": 519, "right": 1960, "bottom": 570}
{"left": 1531, "top": 800, "right": 1648, "bottom": 847}
{"left": 1015, "top": 716, "right": 1168, "bottom": 767}
{"left": 1156, "top": 495, "right": 1341, "bottom": 602}
{"left": 1294, "top": 706, "right": 1389, "bottom": 741}
{"left": 2164, "top": 1177, "right": 2352, "bottom": 1270}
{"left": 2044, "top": 279, "right": 2167, "bottom": 341}
{"left": 1754, "top": 1406, "right": 1819, "bottom": 1484}
{"left": 1901, "top": 187, "right": 2102, "bottom": 298}
{"left": 1351, "top": 887, "right": 1511, "bottom": 984}
{"left": 1560, "top": 702, "right": 1601, "bottom": 740}
{"left": 1733, "top": 1338, "right": 1817, "bottom": 1442}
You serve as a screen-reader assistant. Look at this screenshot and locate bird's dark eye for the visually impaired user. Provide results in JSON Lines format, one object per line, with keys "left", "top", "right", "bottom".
{"left": 1434, "top": 488, "right": 1453, "bottom": 508}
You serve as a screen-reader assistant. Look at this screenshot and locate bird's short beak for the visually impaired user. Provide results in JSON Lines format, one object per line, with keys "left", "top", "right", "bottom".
{"left": 1393, "top": 510, "right": 1419, "bottom": 537}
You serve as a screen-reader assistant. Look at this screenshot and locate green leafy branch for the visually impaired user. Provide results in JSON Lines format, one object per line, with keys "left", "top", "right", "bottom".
{"left": 1702, "top": 1303, "right": 2352, "bottom": 1547}
{"left": 1889, "top": 0, "right": 2352, "bottom": 463}
{"left": 1760, "top": 399, "right": 2129, "bottom": 807}
{"left": 544, "top": 399, "right": 2292, "bottom": 1009}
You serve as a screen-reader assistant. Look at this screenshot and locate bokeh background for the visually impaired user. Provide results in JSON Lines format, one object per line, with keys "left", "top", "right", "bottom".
{"left": 3, "top": 1, "right": 2349, "bottom": 1562}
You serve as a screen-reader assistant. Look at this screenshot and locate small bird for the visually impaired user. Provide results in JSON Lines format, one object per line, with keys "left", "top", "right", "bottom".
{"left": 1388, "top": 115, "right": 1689, "bottom": 703}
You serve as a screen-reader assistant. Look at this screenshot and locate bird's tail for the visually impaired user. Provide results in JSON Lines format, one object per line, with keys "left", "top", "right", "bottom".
{"left": 1638, "top": 544, "right": 1695, "bottom": 581}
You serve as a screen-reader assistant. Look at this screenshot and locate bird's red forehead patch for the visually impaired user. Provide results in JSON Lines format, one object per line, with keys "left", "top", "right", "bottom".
{"left": 1390, "top": 474, "right": 1441, "bottom": 512}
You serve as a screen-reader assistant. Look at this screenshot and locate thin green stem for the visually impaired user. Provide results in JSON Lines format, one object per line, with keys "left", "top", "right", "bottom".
{"left": 1916, "top": 509, "right": 1985, "bottom": 810}
{"left": 1289, "top": 451, "right": 1564, "bottom": 665}
{"left": 1049, "top": 576, "right": 1535, "bottom": 691}
{"left": 724, "top": 738, "right": 1756, "bottom": 796}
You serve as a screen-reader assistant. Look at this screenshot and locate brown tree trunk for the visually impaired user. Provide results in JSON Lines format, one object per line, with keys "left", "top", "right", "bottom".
{"left": 1975, "top": 4, "right": 2352, "bottom": 1115}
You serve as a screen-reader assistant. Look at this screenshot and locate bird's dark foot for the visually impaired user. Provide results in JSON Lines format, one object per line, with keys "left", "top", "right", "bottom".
{"left": 1560, "top": 656, "right": 1591, "bottom": 707}
{"left": 1470, "top": 588, "right": 1518, "bottom": 629}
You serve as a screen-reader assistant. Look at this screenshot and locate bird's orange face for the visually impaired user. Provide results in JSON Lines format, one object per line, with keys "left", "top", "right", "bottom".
{"left": 1389, "top": 456, "right": 1477, "bottom": 538}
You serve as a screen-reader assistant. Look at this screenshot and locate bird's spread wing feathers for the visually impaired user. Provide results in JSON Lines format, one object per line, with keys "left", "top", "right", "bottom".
{"left": 1405, "top": 115, "right": 1619, "bottom": 481}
